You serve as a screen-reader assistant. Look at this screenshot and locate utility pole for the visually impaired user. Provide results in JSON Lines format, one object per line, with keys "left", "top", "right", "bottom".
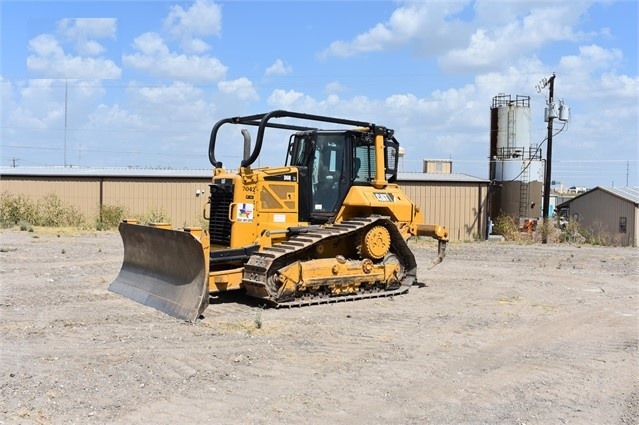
{"left": 64, "top": 79, "right": 68, "bottom": 167}
{"left": 539, "top": 73, "right": 556, "bottom": 244}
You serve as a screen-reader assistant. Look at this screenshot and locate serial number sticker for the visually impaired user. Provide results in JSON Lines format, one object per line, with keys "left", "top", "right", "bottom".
{"left": 374, "top": 193, "right": 395, "bottom": 202}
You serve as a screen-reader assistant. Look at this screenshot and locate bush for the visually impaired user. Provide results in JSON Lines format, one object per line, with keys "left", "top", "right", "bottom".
{"left": 36, "top": 194, "right": 85, "bottom": 227}
{"left": 96, "top": 204, "right": 126, "bottom": 230}
{"left": 0, "top": 191, "right": 38, "bottom": 227}
{"left": 0, "top": 192, "right": 85, "bottom": 228}
{"left": 559, "top": 218, "right": 585, "bottom": 244}
{"left": 135, "top": 206, "right": 170, "bottom": 224}
{"left": 532, "top": 218, "right": 561, "bottom": 243}
{"left": 492, "top": 213, "right": 519, "bottom": 241}
{"left": 583, "top": 220, "right": 615, "bottom": 246}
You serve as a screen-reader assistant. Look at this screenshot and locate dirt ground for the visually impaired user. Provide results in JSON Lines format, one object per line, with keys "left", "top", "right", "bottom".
{"left": 1, "top": 228, "right": 637, "bottom": 425}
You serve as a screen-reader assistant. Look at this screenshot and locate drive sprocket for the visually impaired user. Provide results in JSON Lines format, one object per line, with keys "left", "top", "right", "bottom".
{"left": 360, "top": 225, "right": 391, "bottom": 260}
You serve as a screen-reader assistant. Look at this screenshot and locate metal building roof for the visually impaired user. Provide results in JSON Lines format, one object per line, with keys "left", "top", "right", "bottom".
{"left": 557, "top": 186, "right": 639, "bottom": 207}
{"left": 597, "top": 186, "right": 639, "bottom": 204}
{"left": 1, "top": 167, "right": 488, "bottom": 184}
{"left": 396, "top": 172, "right": 488, "bottom": 183}
{"left": 0, "top": 166, "right": 213, "bottom": 179}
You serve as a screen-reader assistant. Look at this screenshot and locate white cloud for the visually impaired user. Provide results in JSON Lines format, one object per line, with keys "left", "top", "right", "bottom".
{"left": 27, "top": 34, "right": 121, "bottom": 79}
{"left": 326, "top": 94, "right": 340, "bottom": 105}
{"left": 182, "top": 38, "right": 211, "bottom": 54}
{"left": 129, "top": 81, "right": 204, "bottom": 104}
{"left": 25, "top": 17, "right": 120, "bottom": 79}
{"left": 88, "top": 104, "right": 142, "bottom": 127}
{"left": 265, "top": 59, "right": 292, "bottom": 77}
{"left": 319, "top": 6, "right": 418, "bottom": 58}
{"left": 267, "top": 89, "right": 314, "bottom": 109}
{"left": 77, "top": 40, "right": 106, "bottom": 56}
{"left": 57, "top": 18, "right": 116, "bottom": 40}
{"left": 163, "top": 0, "right": 221, "bottom": 53}
{"left": 324, "top": 81, "right": 346, "bottom": 95}
{"left": 128, "top": 32, "right": 169, "bottom": 56}
{"left": 559, "top": 45, "right": 623, "bottom": 76}
{"left": 218, "top": 78, "right": 259, "bottom": 101}
{"left": 123, "top": 1, "right": 226, "bottom": 74}
{"left": 319, "top": 1, "right": 595, "bottom": 75}
{"left": 56, "top": 18, "right": 116, "bottom": 57}
{"left": 319, "top": 1, "right": 469, "bottom": 59}
{"left": 6, "top": 80, "right": 61, "bottom": 131}
{"left": 164, "top": 0, "right": 222, "bottom": 37}
{"left": 440, "top": 3, "right": 592, "bottom": 72}
{"left": 123, "top": 32, "right": 227, "bottom": 80}
{"left": 2, "top": 78, "right": 108, "bottom": 156}
{"left": 598, "top": 73, "right": 639, "bottom": 100}
{"left": 28, "top": 34, "right": 64, "bottom": 57}
{"left": 123, "top": 82, "right": 213, "bottom": 135}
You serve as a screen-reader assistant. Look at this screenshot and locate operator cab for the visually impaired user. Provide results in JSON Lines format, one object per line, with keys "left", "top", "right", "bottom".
{"left": 286, "top": 129, "right": 400, "bottom": 224}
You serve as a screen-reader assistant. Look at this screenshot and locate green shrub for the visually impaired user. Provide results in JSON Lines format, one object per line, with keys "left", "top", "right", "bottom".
{"left": 559, "top": 218, "right": 585, "bottom": 244}
{"left": 583, "top": 220, "right": 615, "bottom": 246}
{"left": 135, "top": 206, "right": 170, "bottom": 224}
{"left": 532, "top": 218, "right": 561, "bottom": 243}
{"left": 0, "top": 192, "right": 85, "bottom": 228}
{"left": 35, "top": 194, "right": 86, "bottom": 227}
{"left": 0, "top": 191, "right": 38, "bottom": 226}
{"left": 96, "top": 204, "right": 126, "bottom": 230}
{"left": 492, "top": 213, "right": 519, "bottom": 241}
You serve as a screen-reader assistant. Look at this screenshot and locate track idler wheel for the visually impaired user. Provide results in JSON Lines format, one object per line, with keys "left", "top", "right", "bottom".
{"left": 360, "top": 225, "right": 391, "bottom": 260}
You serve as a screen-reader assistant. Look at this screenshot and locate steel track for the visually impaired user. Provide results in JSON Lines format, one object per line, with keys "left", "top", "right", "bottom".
{"left": 242, "top": 215, "right": 418, "bottom": 307}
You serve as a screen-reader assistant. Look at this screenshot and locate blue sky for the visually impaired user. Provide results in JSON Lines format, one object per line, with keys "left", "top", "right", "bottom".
{"left": 1, "top": 0, "right": 637, "bottom": 188}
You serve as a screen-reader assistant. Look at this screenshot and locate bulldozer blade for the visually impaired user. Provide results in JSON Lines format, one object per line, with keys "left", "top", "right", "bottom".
{"left": 109, "top": 222, "right": 209, "bottom": 321}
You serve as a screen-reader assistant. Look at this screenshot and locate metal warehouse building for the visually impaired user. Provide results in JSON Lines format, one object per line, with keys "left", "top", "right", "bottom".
{"left": 557, "top": 186, "right": 639, "bottom": 247}
{"left": 0, "top": 167, "right": 489, "bottom": 242}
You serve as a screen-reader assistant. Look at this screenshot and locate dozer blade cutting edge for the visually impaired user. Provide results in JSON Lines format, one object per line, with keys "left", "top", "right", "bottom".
{"left": 108, "top": 222, "right": 209, "bottom": 321}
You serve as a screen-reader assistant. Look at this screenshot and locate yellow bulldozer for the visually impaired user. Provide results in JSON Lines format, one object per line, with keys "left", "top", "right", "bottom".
{"left": 109, "top": 110, "right": 449, "bottom": 321}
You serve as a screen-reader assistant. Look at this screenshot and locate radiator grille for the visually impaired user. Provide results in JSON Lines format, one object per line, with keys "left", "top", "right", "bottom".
{"left": 209, "top": 183, "right": 233, "bottom": 246}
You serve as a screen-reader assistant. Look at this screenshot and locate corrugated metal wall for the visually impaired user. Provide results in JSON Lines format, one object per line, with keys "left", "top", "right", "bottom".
{"left": 1, "top": 176, "right": 211, "bottom": 227}
{"left": 565, "top": 189, "right": 637, "bottom": 247}
{"left": 1, "top": 177, "right": 102, "bottom": 221}
{"left": 423, "top": 160, "right": 452, "bottom": 174}
{"left": 399, "top": 182, "right": 488, "bottom": 241}
{"left": 102, "top": 179, "right": 211, "bottom": 227}
{"left": 2, "top": 175, "right": 488, "bottom": 240}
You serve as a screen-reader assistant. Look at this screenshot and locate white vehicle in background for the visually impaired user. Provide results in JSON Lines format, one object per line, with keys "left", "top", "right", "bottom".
{"left": 568, "top": 186, "right": 588, "bottom": 194}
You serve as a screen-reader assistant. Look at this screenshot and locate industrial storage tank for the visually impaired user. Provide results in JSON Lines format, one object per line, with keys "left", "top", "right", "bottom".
{"left": 489, "top": 94, "right": 543, "bottom": 221}
{"left": 492, "top": 96, "right": 531, "bottom": 152}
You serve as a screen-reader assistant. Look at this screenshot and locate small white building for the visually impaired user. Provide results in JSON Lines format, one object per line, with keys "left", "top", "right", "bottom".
{"left": 556, "top": 186, "right": 639, "bottom": 247}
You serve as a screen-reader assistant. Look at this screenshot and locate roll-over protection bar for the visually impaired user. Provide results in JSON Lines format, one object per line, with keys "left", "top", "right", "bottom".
{"left": 209, "top": 110, "right": 392, "bottom": 168}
